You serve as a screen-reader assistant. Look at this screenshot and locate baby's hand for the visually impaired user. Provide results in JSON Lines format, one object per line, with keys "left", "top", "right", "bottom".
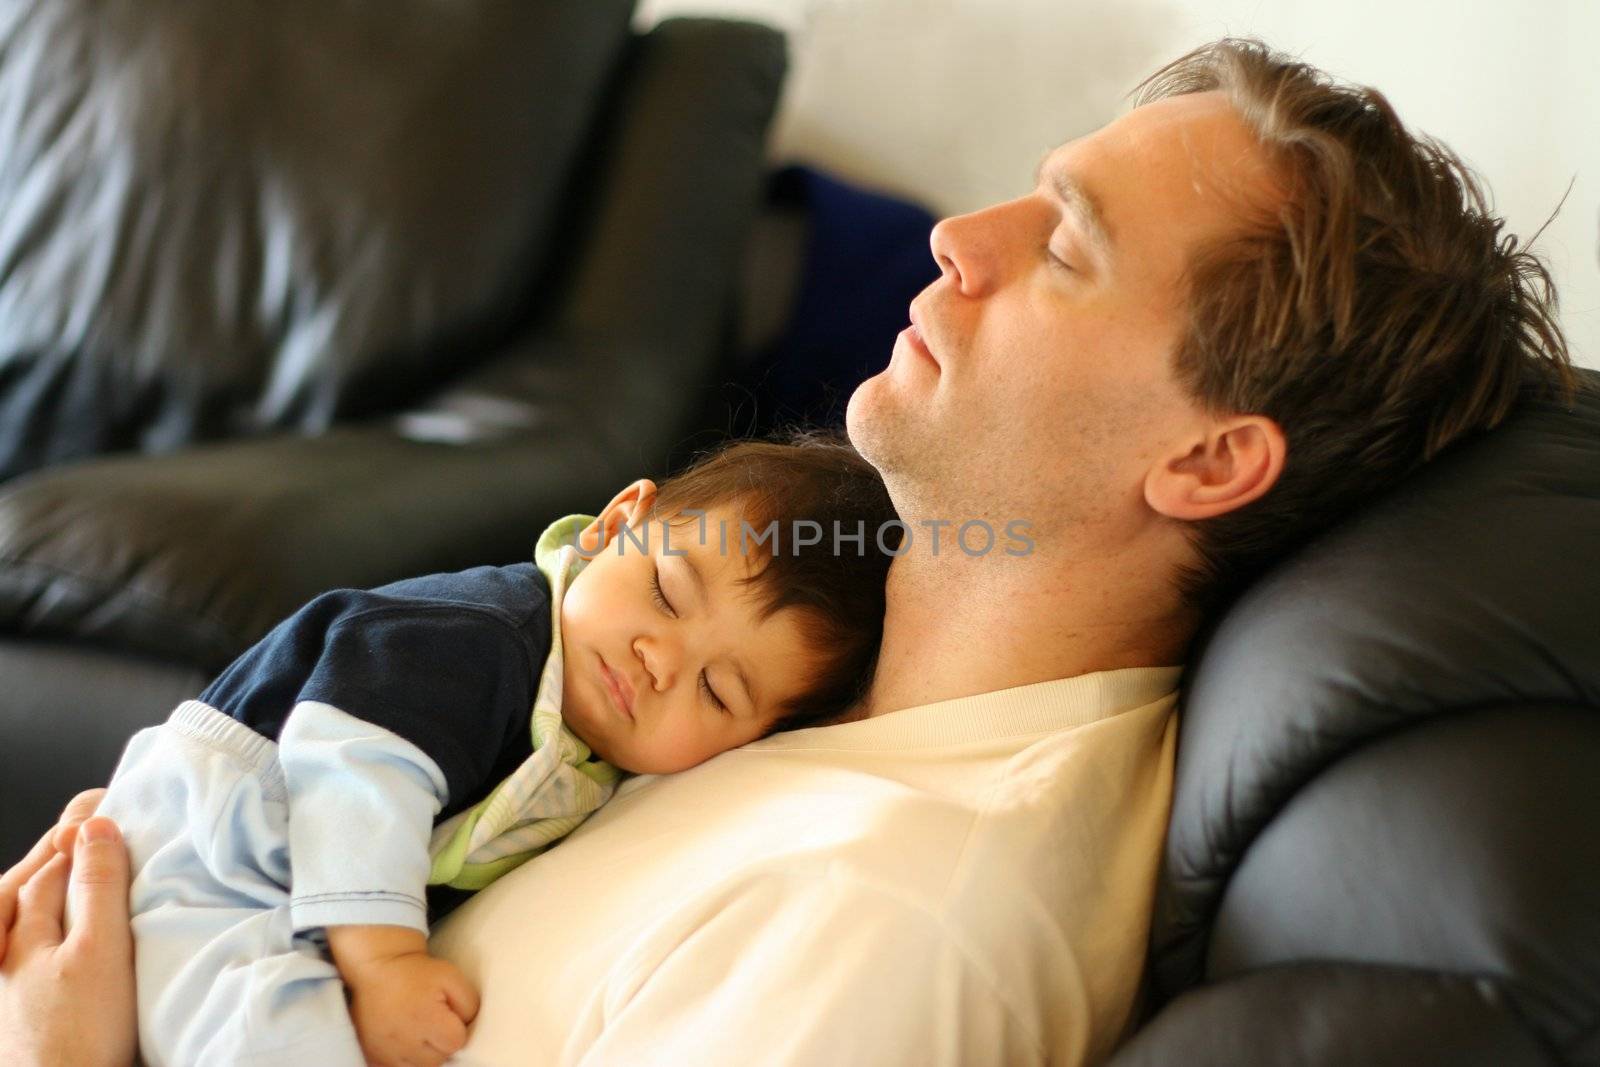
{"left": 345, "top": 950, "right": 478, "bottom": 1067}
{"left": 329, "top": 926, "right": 479, "bottom": 1067}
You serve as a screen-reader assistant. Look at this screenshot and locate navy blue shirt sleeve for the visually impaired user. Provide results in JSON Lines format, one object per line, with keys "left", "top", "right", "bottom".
{"left": 200, "top": 563, "right": 551, "bottom": 817}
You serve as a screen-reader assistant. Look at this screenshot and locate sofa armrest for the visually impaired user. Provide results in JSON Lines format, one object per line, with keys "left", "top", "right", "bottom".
{"left": 503, "top": 15, "right": 789, "bottom": 475}
{"left": 0, "top": 638, "right": 208, "bottom": 865}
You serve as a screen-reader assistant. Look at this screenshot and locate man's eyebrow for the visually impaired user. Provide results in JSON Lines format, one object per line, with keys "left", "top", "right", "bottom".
{"left": 673, "top": 552, "right": 759, "bottom": 715}
{"left": 1033, "top": 151, "right": 1114, "bottom": 260}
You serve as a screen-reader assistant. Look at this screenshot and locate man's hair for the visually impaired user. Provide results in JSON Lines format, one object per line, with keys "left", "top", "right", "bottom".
{"left": 1134, "top": 38, "right": 1577, "bottom": 621}
{"left": 645, "top": 426, "right": 899, "bottom": 737}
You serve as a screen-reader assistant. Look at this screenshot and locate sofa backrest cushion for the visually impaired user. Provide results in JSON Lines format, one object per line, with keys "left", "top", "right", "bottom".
{"left": 1149, "top": 367, "right": 1600, "bottom": 1056}
{"left": 0, "top": 17, "right": 791, "bottom": 672}
{"left": 0, "top": 0, "right": 635, "bottom": 482}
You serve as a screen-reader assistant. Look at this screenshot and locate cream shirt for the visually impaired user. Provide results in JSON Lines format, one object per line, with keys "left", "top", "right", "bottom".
{"left": 433, "top": 664, "right": 1184, "bottom": 1066}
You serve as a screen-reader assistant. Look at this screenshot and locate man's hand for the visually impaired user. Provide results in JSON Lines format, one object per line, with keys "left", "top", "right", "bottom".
{"left": 0, "top": 788, "right": 106, "bottom": 959}
{"left": 330, "top": 926, "right": 480, "bottom": 1067}
{"left": 0, "top": 790, "right": 137, "bottom": 1067}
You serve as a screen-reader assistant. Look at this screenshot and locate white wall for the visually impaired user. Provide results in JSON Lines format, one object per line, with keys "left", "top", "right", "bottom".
{"left": 638, "top": 0, "right": 1600, "bottom": 369}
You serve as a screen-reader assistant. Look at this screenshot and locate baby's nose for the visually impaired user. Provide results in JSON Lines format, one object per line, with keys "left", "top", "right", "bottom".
{"left": 635, "top": 638, "right": 671, "bottom": 691}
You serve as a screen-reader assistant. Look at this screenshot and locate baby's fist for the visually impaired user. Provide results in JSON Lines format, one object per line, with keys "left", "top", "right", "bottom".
{"left": 344, "top": 951, "right": 480, "bottom": 1067}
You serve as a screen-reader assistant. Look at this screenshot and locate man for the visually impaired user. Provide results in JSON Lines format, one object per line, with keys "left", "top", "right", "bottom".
{"left": 1, "top": 37, "right": 1573, "bottom": 1067}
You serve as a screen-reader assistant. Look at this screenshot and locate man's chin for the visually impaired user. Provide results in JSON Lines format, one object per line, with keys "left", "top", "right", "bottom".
{"left": 845, "top": 376, "right": 926, "bottom": 477}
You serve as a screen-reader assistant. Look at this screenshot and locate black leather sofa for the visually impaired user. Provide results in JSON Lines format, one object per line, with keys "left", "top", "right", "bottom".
{"left": 2, "top": 5, "right": 1596, "bottom": 1065}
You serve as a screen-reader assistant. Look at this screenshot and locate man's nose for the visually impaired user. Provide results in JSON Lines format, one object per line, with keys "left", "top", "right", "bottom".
{"left": 929, "top": 209, "right": 1002, "bottom": 297}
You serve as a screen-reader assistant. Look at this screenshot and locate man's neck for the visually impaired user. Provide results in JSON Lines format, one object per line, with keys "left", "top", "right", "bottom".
{"left": 856, "top": 533, "right": 1197, "bottom": 720}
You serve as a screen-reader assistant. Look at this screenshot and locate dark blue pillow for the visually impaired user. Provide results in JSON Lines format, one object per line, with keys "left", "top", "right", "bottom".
{"left": 738, "top": 165, "right": 940, "bottom": 433}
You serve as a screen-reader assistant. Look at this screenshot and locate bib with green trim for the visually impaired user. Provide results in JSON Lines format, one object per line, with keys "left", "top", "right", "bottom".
{"left": 426, "top": 514, "right": 619, "bottom": 890}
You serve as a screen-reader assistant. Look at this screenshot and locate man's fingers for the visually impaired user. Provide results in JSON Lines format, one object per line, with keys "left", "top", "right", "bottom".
{"left": 50, "top": 788, "right": 109, "bottom": 855}
{"left": 0, "top": 790, "right": 105, "bottom": 958}
{"left": 0, "top": 821, "right": 68, "bottom": 952}
{"left": 9, "top": 852, "right": 70, "bottom": 954}
{"left": 3, "top": 819, "right": 63, "bottom": 892}
{"left": 65, "top": 817, "right": 131, "bottom": 955}
{"left": 60, "top": 789, "right": 108, "bottom": 824}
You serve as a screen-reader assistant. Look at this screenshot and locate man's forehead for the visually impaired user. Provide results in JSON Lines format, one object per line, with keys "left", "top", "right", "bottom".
{"left": 1041, "top": 92, "right": 1281, "bottom": 237}
{"left": 1043, "top": 93, "right": 1241, "bottom": 173}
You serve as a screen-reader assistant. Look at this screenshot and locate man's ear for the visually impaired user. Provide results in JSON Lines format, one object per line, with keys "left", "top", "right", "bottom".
{"left": 1144, "top": 416, "right": 1286, "bottom": 522}
{"left": 577, "top": 479, "right": 659, "bottom": 556}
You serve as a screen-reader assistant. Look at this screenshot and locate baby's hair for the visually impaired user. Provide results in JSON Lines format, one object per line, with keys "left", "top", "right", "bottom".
{"left": 647, "top": 425, "right": 900, "bottom": 737}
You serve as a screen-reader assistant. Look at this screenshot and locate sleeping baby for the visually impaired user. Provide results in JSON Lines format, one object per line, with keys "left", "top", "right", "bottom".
{"left": 81, "top": 428, "right": 899, "bottom": 1067}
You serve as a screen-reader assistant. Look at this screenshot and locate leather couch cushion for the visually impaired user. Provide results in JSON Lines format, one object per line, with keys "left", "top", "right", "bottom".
{"left": 1149, "top": 367, "right": 1600, "bottom": 1050}
{"left": 1109, "top": 962, "right": 1558, "bottom": 1067}
{"left": 0, "top": 0, "right": 634, "bottom": 482}
{"left": 1204, "top": 702, "right": 1599, "bottom": 1058}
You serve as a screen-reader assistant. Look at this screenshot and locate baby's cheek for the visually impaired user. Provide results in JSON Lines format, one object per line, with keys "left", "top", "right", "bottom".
{"left": 558, "top": 593, "right": 592, "bottom": 652}
{"left": 633, "top": 726, "right": 691, "bottom": 777}
{"left": 684, "top": 723, "right": 732, "bottom": 771}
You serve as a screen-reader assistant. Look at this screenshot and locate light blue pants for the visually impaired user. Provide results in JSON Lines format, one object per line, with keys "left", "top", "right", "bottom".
{"left": 93, "top": 702, "right": 367, "bottom": 1067}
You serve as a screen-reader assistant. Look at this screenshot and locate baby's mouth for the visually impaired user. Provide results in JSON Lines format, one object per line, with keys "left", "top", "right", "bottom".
{"left": 598, "top": 654, "right": 635, "bottom": 720}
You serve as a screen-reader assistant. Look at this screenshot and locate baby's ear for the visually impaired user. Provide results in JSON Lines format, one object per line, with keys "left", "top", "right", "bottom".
{"left": 581, "top": 479, "right": 659, "bottom": 556}
{"left": 622, "top": 478, "right": 659, "bottom": 525}
{"left": 575, "top": 516, "right": 608, "bottom": 557}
